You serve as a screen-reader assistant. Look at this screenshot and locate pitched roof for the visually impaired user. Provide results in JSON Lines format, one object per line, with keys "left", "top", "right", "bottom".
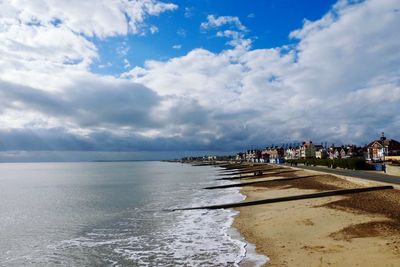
{"left": 367, "top": 138, "right": 400, "bottom": 149}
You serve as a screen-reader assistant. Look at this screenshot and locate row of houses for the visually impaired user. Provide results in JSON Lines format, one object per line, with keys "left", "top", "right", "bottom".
{"left": 181, "top": 155, "right": 235, "bottom": 162}
{"left": 236, "top": 133, "right": 400, "bottom": 163}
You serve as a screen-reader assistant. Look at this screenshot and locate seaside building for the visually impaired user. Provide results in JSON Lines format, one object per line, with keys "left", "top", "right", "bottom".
{"left": 245, "top": 150, "right": 252, "bottom": 161}
{"left": 261, "top": 148, "right": 270, "bottom": 163}
{"left": 267, "top": 146, "right": 285, "bottom": 164}
{"left": 366, "top": 133, "right": 400, "bottom": 162}
{"left": 315, "top": 147, "right": 327, "bottom": 159}
{"left": 245, "top": 149, "right": 262, "bottom": 162}
{"left": 328, "top": 145, "right": 341, "bottom": 159}
{"left": 236, "top": 152, "right": 245, "bottom": 161}
{"left": 300, "top": 141, "right": 316, "bottom": 159}
{"left": 284, "top": 147, "right": 298, "bottom": 160}
{"left": 338, "top": 145, "right": 363, "bottom": 159}
{"left": 295, "top": 146, "right": 302, "bottom": 159}
{"left": 206, "top": 155, "right": 217, "bottom": 161}
{"left": 236, "top": 134, "right": 400, "bottom": 165}
{"left": 338, "top": 147, "right": 347, "bottom": 159}
{"left": 261, "top": 146, "right": 285, "bottom": 163}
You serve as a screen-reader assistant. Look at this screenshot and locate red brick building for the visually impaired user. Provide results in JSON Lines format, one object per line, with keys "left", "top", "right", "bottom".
{"left": 366, "top": 133, "right": 400, "bottom": 162}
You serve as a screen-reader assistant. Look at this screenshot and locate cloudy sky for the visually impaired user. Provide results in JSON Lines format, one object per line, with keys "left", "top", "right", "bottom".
{"left": 0, "top": 0, "right": 399, "bottom": 161}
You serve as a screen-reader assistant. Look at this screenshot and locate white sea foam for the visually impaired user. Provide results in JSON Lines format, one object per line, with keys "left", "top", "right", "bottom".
{"left": 208, "top": 172, "right": 269, "bottom": 267}
{"left": 165, "top": 173, "right": 268, "bottom": 267}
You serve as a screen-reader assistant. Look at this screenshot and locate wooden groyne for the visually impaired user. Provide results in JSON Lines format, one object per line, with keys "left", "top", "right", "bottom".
{"left": 170, "top": 186, "right": 393, "bottom": 211}
{"left": 205, "top": 175, "right": 319, "bottom": 189}
{"left": 217, "top": 170, "right": 298, "bottom": 180}
{"left": 218, "top": 165, "right": 280, "bottom": 171}
{"left": 218, "top": 163, "right": 248, "bottom": 169}
{"left": 191, "top": 162, "right": 218, "bottom": 166}
{"left": 217, "top": 167, "right": 284, "bottom": 176}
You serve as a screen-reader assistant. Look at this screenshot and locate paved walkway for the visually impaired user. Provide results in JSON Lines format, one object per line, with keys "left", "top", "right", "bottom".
{"left": 295, "top": 165, "right": 400, "bottom": 185}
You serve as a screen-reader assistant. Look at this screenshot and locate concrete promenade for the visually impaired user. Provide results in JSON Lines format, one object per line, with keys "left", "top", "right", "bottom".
{"left": 295, "top": 164, "right": 400, "bottom": 185}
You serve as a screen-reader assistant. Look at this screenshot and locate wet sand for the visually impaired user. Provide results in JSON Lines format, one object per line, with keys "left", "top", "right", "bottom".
{"left": 233, "top": 167, "right": 400, "bottom": 266}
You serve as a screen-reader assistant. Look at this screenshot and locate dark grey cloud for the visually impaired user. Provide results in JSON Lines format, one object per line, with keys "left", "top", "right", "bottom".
{"left": 0, "top": 127, "right": 243, "bottom": 152}
{"left": 0, "top": 128, "right": 94, "bottom": 151}
{"left": 0, "top": 79, "right": 161, "bottom": 128}
{"left": 0, "top": 81, "right": 71, "bottom": 115}
{"left": 67, "top": 80, "right": 161, "bottom": 127}
{"left": 0, "top": 80, "right": 238, "bottom": 153}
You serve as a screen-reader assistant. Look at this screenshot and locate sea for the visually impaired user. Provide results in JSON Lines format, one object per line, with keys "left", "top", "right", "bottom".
{"left": 0, "top": 161, "right": 267, "bottom": 266}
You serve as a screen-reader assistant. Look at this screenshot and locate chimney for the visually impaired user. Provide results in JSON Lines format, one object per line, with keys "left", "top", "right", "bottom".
{"left": 380, "top": 132, "right": 386, "bottom": 141}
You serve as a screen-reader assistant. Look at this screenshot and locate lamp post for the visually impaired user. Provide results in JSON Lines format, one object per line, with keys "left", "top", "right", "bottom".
{"left": 380, "top": 132, "right": 387, "bottom": 173}
{"left": 382, "top": 145, "right": 387, "bottom": 173}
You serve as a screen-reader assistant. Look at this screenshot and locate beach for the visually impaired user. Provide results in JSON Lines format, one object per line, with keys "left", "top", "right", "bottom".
{"left": 232, "top": 166, "right": 400, "bottom": 266}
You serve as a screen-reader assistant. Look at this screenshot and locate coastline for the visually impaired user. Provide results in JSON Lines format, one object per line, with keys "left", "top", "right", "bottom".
{"left": 232, "top": 165, "right": 400, "bottom": 266}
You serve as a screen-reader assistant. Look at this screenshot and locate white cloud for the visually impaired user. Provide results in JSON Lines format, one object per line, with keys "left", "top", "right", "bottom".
{"left": 149, "top": 25, "right": 159, "bottom": 34}
{"left": 184, "top": 7, "right": 194, "bottom": 18}
{"left": 172, "top": 44, "right": 182, "bottom": 49}
{"left": 0, "top": 0, "right": 177, "bottom": 91}
{"left": 123, "top": 59, "right": 131, "bottom": 69}
{"left": 201, "top": 15, "right": 247, "bottom": 32}
{"left": 1, "top": 0, "right": 177, "bottom": 38}
{"left": 201, "top": 15, "right": 251, "bottom": 50}
{"left": 216, "top": 30, "right": 252, "bottom": 50}
{"left": 177, "top": 28, "right": 187, "bottom": 37}
{"left": 116, "top": 42, "right": 130, "bottom": 57}
{"left": 98, "top": 62, "right": 112, "bottom": 69}
{"left": 286, "top": 0, "right": 400, "bottom": 98}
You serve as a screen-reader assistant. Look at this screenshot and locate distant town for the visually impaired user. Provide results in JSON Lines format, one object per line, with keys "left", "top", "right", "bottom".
{"left": 181, "top": 133, "right": 400, "bottom": 173}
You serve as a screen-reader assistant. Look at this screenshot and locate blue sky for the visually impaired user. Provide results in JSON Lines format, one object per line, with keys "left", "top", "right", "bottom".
{"left": 0, "top": 0, "right": 399, "bottom": 161}
{"left": 92, "top": 0, "right": 338, "bottom": 75}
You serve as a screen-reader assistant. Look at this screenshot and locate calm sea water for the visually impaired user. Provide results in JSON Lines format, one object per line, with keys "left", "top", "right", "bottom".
{"left": 0, "top": 161, "right": 266, "bottom": 266}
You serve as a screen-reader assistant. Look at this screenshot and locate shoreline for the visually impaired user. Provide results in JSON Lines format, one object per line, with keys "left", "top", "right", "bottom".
{"left": 230, "top": 164, "right": 400, "bottom": 266}
{"left": 231, "top": 188, "right": 269, "bottom": 267}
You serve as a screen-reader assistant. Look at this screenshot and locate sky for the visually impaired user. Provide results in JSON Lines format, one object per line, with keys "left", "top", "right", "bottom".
{"left": 0, "top": 0, "right": 399, "bottom": 161}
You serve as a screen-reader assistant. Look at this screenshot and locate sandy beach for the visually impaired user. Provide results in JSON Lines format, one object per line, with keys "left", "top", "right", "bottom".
{"left": 233, "top": 166, "right": 400, "bottom": 266}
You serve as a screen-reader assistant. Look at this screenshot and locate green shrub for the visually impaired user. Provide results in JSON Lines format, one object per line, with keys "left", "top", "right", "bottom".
{"left": 288, "top": 157, "right": 371, "bottom": 170}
